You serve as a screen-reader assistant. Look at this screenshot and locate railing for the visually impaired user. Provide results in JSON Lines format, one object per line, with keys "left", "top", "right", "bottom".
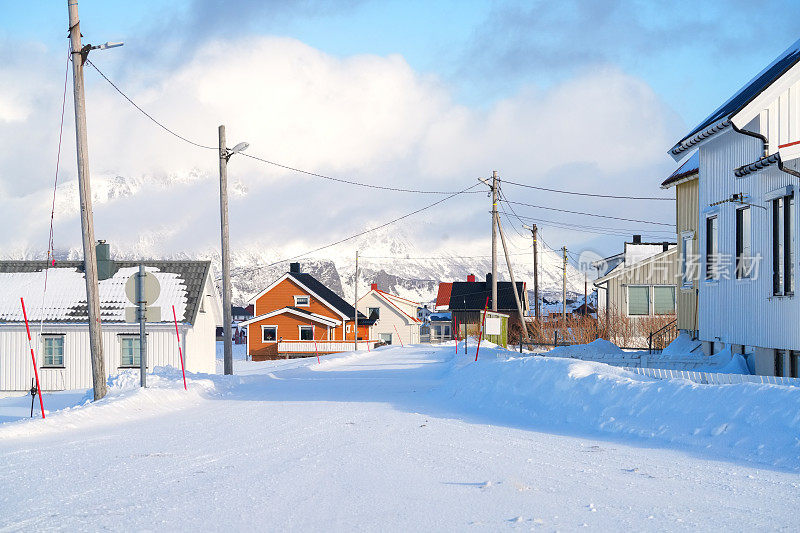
{"left": 277, "top": 339, "right": 381, "bottom": 353}
{"left": 648, "top": 318, "right": 678, "bottom": 354}
{"left": 625, "top": 366, "right": 800, "bottom": 387}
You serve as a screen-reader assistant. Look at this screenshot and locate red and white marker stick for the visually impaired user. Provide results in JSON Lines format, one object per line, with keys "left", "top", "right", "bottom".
{"left": 20, "top": 298, "right": 45, "bottom": 418}
{"left": 314, "top": 339, "right": 320, "bottom": 364}
{"left": 172, "top": 305, "right": 187, "bottom": 390}
{"left": 393, "top": 324, "right": 404, "bottom": 347}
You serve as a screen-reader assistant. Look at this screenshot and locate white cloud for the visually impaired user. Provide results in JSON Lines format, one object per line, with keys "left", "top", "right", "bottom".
{"left": 0, "top": 36, "right": 682, "bottom": 261}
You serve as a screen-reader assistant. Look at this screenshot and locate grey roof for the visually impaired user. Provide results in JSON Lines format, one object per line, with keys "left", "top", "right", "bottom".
{"left": 0, "top": 260, "right": 211, "bottom": 324}
{"left": 671, "top": 38, "right": 800, "bottom": 153}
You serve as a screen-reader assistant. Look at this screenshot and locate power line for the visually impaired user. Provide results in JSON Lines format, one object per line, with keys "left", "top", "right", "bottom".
{"left": 502, "top": 178, "right": 675, "bottom": 201}
{"left": 227, "top": 182, "right": 481, "bottom": 278}
{"left": 503, "top": 199, "right": 674, "bottom": 226}
{"left": 87, "top": 59, "right": 482, "bottom": 196}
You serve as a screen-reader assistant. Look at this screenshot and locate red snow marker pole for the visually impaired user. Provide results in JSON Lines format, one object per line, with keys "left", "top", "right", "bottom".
{"left": 314, "top": 339, "right": 320, "bottom": 364}
{"left": 474, "top": 296, "right": 489, "bottom": 362}
{"left": 20, "top": 298, "right": 45, "bottom": 419}
{"left": 393, "top": 324, "right": 404, "bottom": 347}
{"left": 172, "top": 305, "right": 187, "bottom": 390}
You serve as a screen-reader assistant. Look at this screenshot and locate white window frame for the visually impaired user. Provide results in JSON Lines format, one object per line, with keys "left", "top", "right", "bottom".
{"left": 379, "top": 332, "right": 392, "bottom": 344}
{"left": 680, "top": 230, "right": 694, "bottom": 289}
{"left": 293, "top": 295, "right": 311, "bottom": 307}
{"left": 261, "top": 325, "right": 278, "bottom": 343}
{"left": 652, "top": 285, "right": 676, "bottom": 315}
{"left": 41, "top": 335, "right": 65, "bottom": 367}
{"left": 627, "top": 285, "right": 651, "bottom": 316}
{"left": 346, "top": 324, "right": 352, "bottom": 333}
{"left": 298, "top": 325, "right": 314, "bottom": 341}
{"left": 119, "top": 335, "right": 141, "bottom": 367}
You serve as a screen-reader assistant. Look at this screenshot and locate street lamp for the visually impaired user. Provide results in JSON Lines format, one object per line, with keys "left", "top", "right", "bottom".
{"left": 218, "top": 125, "right": 248, "bottom": 375}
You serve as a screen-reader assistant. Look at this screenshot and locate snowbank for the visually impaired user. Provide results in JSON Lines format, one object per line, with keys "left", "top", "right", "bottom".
{"left": 0, "top": 367, "right": 215, "bottom": 440}
{"left": 443, "top": 353, "right": 800, "bottom": 470}
{"left": 545, "top": 338, "right": 624, "bottom": 358}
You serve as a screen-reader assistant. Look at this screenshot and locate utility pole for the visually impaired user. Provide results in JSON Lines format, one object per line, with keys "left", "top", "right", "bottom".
{"left": 491, "top": 171, "right": 498, "bottom": 312}
{"left": 219, "top": 125, "right": 233, "bottom": 375}
{"left": 68, "top": 0, "right": 106, "bottom": 400}
{"left": 562, "top": 247, "right": 568, "bottom": 323}
{"left": 523, "top": 224, "right": 540, "bottom": 320}
{"left": 496, "top": 217, "right": 531, "bottom": 344}
{"left": 584, "top": 273, "right": 588, "bottom": 317}
{"left": 354, "top": 250, "right": 359, "bottom": 351}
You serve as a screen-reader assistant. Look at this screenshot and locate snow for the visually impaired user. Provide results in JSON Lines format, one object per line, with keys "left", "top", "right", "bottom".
{"left": 0, "top": 343, "right": 798, "bottom": 530}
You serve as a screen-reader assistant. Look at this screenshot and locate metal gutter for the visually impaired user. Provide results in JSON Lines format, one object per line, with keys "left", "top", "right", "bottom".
{"left": 731, "top": 124, "right": 800, "bottom": 179}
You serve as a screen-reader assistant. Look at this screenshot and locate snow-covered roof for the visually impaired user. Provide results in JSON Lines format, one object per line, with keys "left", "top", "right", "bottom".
{"left": 0, "top": 260, "right": 211, "bottom": 324}
{"left": 661, "top": 151, "right": 699, "bottom": 189}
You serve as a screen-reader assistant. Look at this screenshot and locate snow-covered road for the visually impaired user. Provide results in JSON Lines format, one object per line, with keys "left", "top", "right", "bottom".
{"left": 1, "top": 344, "right": 798, "bottom": 531}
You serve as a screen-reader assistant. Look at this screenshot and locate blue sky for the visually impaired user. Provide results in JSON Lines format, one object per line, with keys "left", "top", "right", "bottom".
{"left": 2, "top": 1, "right": 800, "bottom": 263}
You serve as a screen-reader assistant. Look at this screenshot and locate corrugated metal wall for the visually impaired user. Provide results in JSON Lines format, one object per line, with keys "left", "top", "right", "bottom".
{"left": 698, "top": 121, "right": 799, "bottom": 351}
{"left": 676, "top": 178, "right": 699, "bottom": 332}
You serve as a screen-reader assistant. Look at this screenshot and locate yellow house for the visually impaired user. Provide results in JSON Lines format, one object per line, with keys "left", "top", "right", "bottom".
{"left": 660, "top": 151, "right": 699, "bottom": 338}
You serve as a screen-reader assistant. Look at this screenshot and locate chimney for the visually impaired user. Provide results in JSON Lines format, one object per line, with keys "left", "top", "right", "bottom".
{"left": 662, "top": 241, "right": 669, "bottom": 252}
{"left": 467, "top": 274, "right": 476, "bottom": 282}
{"left": 289, "top": 262, "right": 301, "bottom": 273}
{"left": 371, "top": 283, "right": 377, "bottom": 290}
{"left": 485, "top": 272, "right": 492, "bottom": 288}
{"left": 632, "top": 235, "right": 642, "bottom": 244}
{"left": 95, "top": 240, "right": 114, "bottom": 281}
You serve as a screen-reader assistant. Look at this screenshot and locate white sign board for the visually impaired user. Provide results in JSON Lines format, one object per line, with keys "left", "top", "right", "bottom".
{"left": 484, "top": 316, "right": 502, "bottom": 335}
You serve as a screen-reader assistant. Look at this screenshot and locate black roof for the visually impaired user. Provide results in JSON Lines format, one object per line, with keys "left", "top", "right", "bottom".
{"left": 448, "top": 279, "right": 527, "bottom": 312}
{"left": 0, "top": 260, "right": 211, "bottom": 324}
{"left": 675, "top": 39, "right": 800, "bottom": 148}
{"left": 290, "top": 272, "right": 371, "bottom": 322}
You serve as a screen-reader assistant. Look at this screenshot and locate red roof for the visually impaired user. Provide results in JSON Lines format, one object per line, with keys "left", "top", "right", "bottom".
{"left": 435, "top": 282, "right": 452, "bottom": 308}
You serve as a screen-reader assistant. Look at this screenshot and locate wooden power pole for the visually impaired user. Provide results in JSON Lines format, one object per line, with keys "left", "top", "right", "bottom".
{"left": 491, "top": 171, "right": 498, "bottom": 312}
{"left": 218, "top": 125, "right": 234, "bottom": 376}
{"left": 68, "top": 0, "right": 107, "bottom": 400}
{"left": 496, "top": 217, "right": 531, "bottom": 344}
{"left": 523, "top": 224, "right": 539, "bottom": 320}
{"left": 354, "top": 250, "right": 359, "bottom": 351}
{"left": 562, "top": 247, "right": 568, "bottom": 323}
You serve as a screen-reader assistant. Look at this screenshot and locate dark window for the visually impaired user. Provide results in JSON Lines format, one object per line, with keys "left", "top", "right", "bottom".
{"left": 772, "top": 195, "right": 794, "bottom": 295}
{"left": 735, "top": 207, "right": 752, "bottom": 279}
{"left": 706, "top": 216, "right": 719, "bottom": 280}
{"left": 262, "top": 326, "right": 277, "bottom": 342}
{"left": 776, "top": 350, "right": 785, "bottom": 377}
{"left": 368, "top": 307, "right": 380, "bottom": 320}
{"left": 791, "top": 351, "right": 799, "bottom": 379}
{"left": 299, "top": 326, "right": 313, "bottom": 341}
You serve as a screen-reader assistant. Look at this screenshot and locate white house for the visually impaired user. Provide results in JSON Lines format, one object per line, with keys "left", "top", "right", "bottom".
{"left": 356, "top": 284, "right": 421, "bottom": 346}
{"left": 668, "top": 38, "right": 800, "bottom": 377}
{"left": 0, "top": 258, "right": 222, "bottom": 391}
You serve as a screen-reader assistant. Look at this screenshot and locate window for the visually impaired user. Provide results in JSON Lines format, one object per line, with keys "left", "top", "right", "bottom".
{"left": 775, "top": 350, "right": 785, "bottom": 377}
{"left": 653, "top": 286, "right": 676, "bottom": 314}
{"left": 120, "top": 336, "right": 140, "bottom": 367}
{"left": 299, "top": 325, "right": 313, "bottom": 341}
{"left": 681, "top": 232, "right": 694, "bottom": 288}
{"left": 791, "top": 351, "right": 799, "bottom": 379}
{"left": 736, "top": 207, "right": 752, "bottom": 279}
{"left": 346, "top": 324, "right": 352, "bottom": 333}
{"left": 772, "top": 194, "right": 794, "bottom": 295}
{"left": 627, "top": 286, "right": 650, "bottom": 315}
{"left": 42, "top": 335, "right": 64, "bottom": 367}
{"left": 368, "top": 307, "right": 380, "bottom": 320}
{"left": 294, "top": 295, "right": 310, "bottom": 307}
{"left": 379, "top": 332, "right": 392, "bottom": 344}
{"left": 262, "top": 326, "right": 277, "bottom": 342}
{"left": 706, "top": 215, "right": 719, "bottom": 280}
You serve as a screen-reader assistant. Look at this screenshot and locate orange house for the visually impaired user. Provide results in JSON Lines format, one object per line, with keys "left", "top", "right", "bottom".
{"left": 242, "top": 263, "right": 375, "bottom": 360}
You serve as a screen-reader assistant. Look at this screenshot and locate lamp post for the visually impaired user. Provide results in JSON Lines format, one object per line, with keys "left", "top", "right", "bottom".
{"left": 219, "top": 125, "right": 248, "bottom": 376}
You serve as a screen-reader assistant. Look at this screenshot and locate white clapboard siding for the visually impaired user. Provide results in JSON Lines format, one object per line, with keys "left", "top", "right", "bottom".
{"left": 698, "top": 119, "right": 800, "bottom": 351}
{"left": 357, "top": 291, "right": 421, "bottom": 346}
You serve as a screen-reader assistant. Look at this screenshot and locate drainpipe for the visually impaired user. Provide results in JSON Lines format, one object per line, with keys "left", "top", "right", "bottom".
{"left": 731, "top": 122, "right": 800, "bottom": 179}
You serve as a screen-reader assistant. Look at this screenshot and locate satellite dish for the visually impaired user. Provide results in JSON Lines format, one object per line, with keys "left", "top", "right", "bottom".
{"left": 231, "top": 142, "right": 249, "bottom": 154}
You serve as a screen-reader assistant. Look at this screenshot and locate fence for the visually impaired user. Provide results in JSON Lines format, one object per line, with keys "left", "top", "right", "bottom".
{"left": 624, "top": 366, "right": 800, "bottom": 387}
{"left": 278, "top": 339, "right": 380, "bottom": 353}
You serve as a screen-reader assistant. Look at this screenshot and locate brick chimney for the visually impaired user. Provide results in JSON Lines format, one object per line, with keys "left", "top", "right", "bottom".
{"left": 371, "top": 283, "right": 377, "bottom": 290}
{"left": 467, "top": 274, "right": 476, "bottom": 282}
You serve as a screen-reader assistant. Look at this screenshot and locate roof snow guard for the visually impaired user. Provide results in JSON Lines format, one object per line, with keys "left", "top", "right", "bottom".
{"left": 734, "top": 153, "right": 781, "bottom": 177}
{"left": 669, "top": 39, "right": 800, "bottom": 159}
